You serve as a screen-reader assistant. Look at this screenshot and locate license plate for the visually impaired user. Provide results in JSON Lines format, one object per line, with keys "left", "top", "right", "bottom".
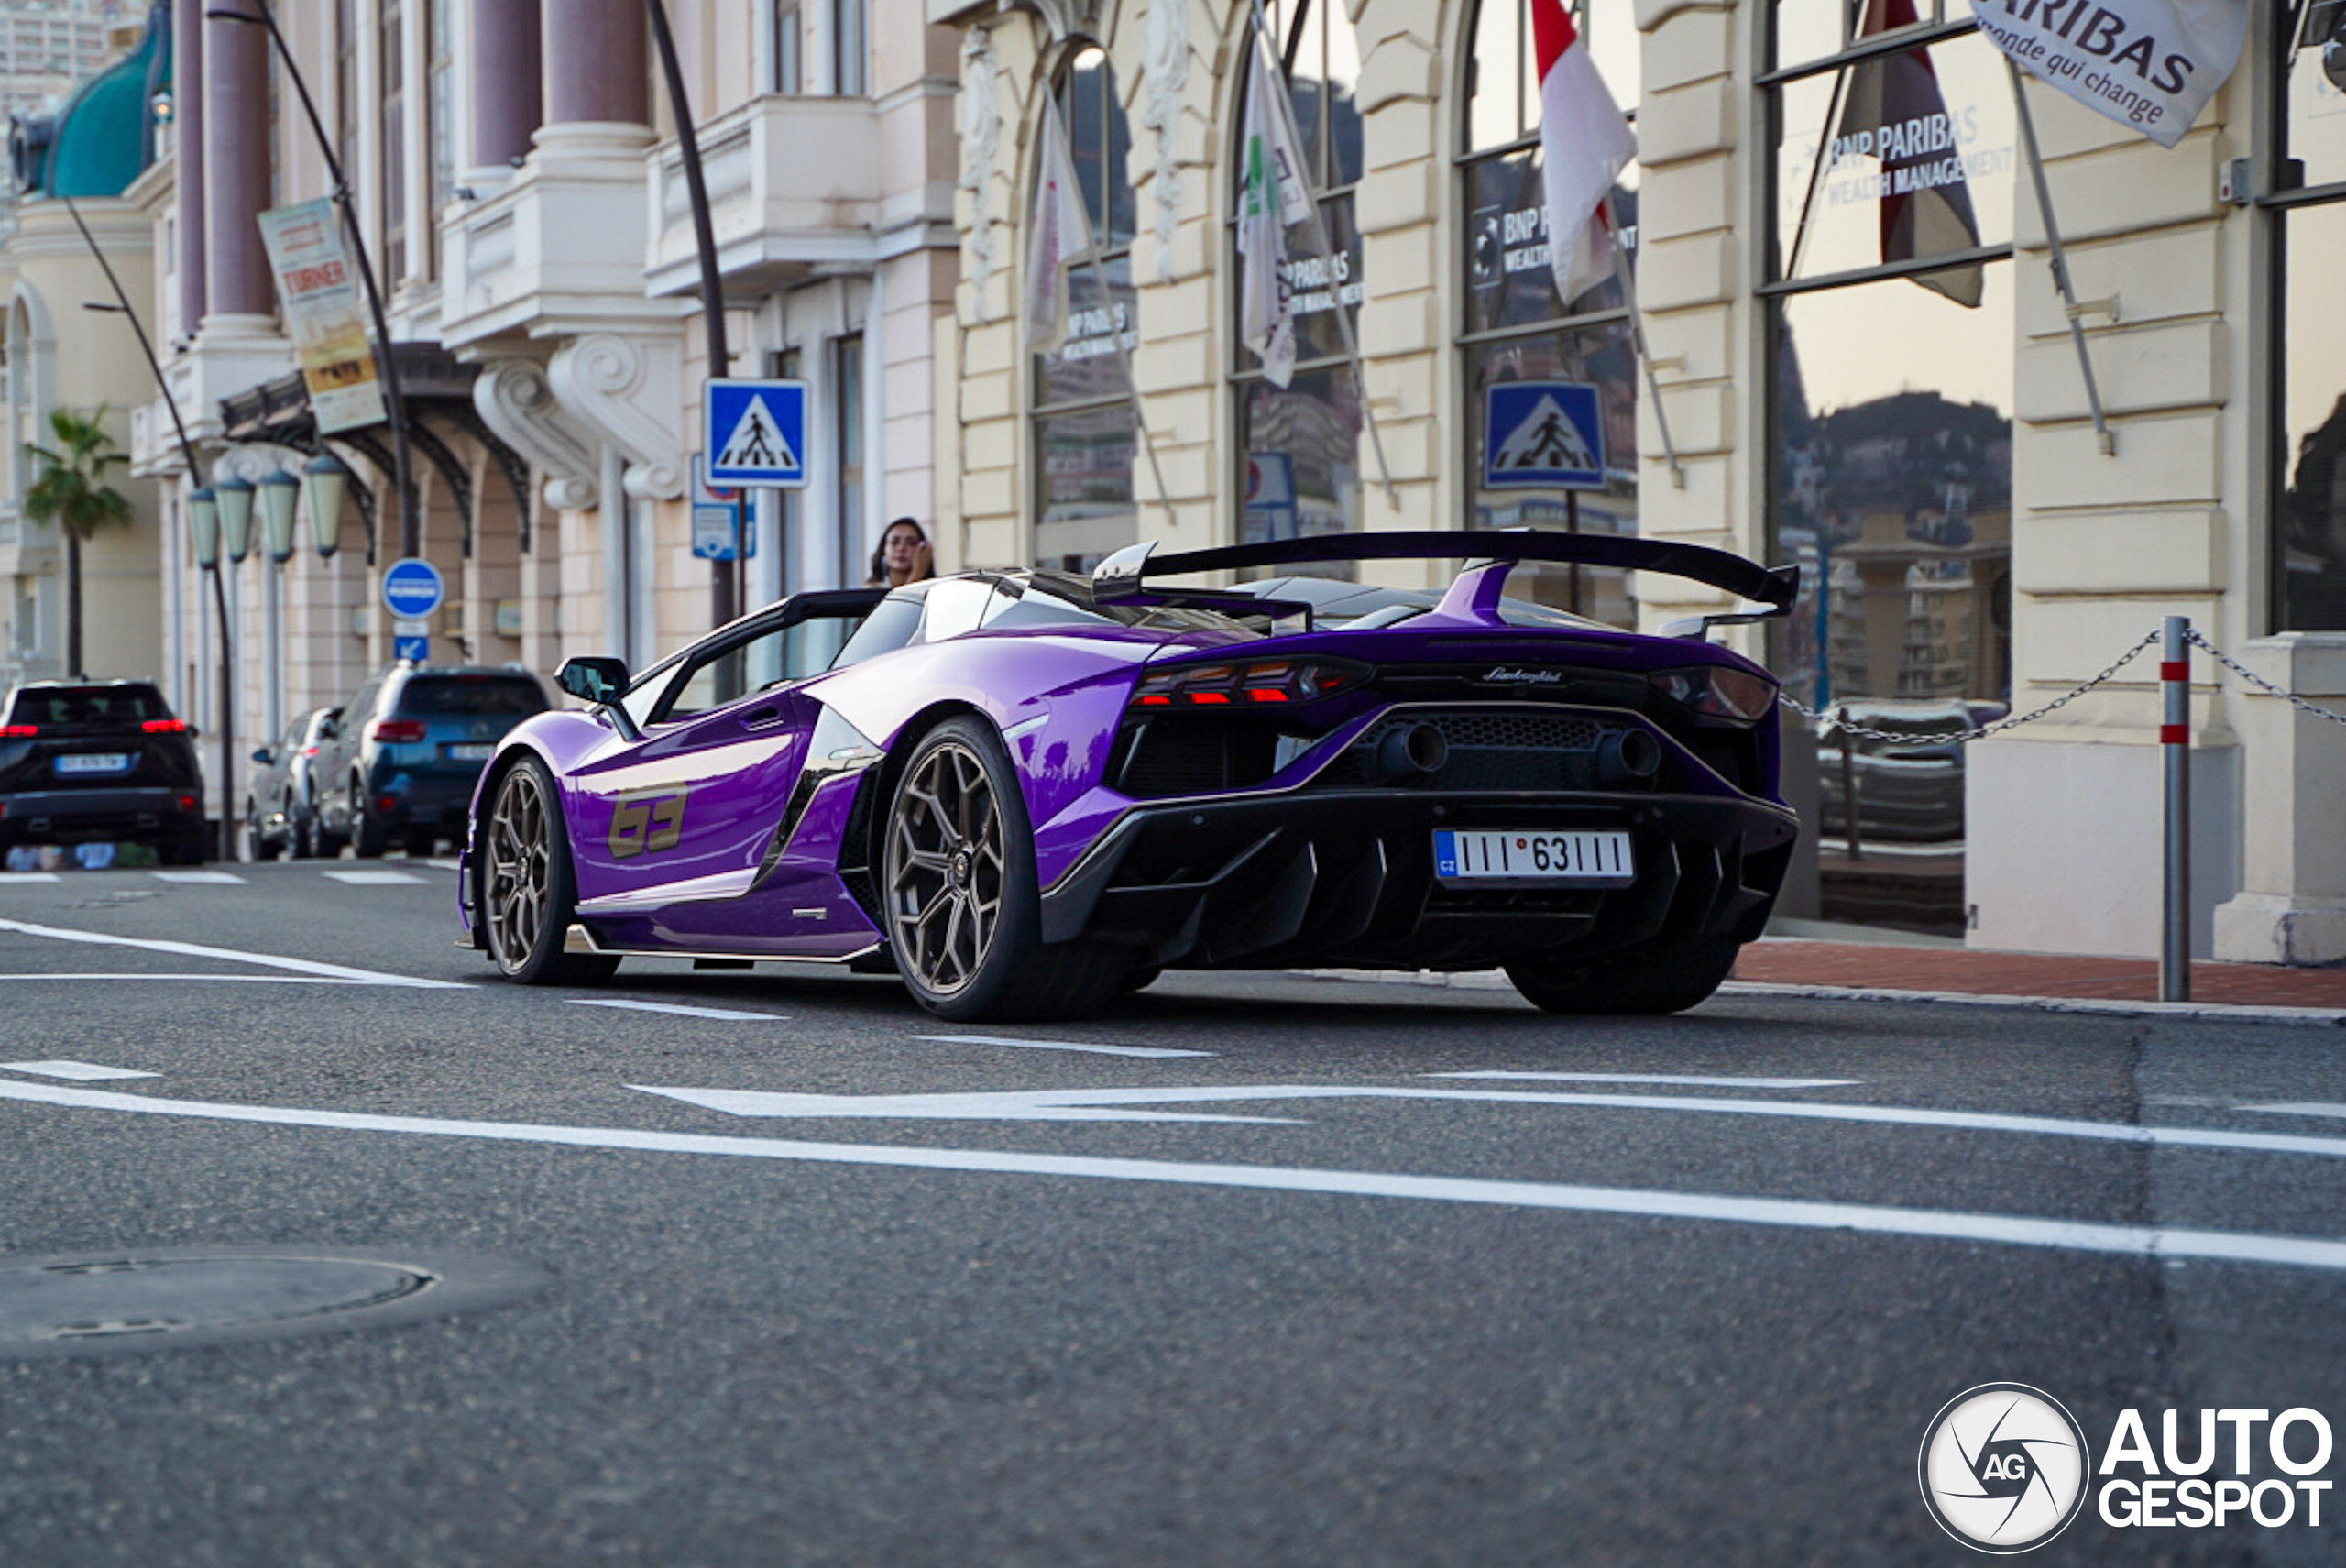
{"left": 446, "top": 743, "right": 494, "bottom": 762}
{"left": 54, "top": 752, "right": 131, "bottom": 776}
{"left": 1433, "top": 828, "right": 1635, "bottom": 886}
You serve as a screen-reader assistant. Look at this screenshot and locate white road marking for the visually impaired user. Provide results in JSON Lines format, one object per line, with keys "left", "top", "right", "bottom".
{"left": 151, "top": 871, "right": 246, "bottom": 885}
{"left": 4, "top": 1076, "right": 2344, "bottom": 1274}
{"left": 624, "top": 1083, "right": 2346, "bottom": 1158}
{"left": 1429, "top": 1072, "right": 1861, "bottom": 1090}
{"left": 0, "top": 1060, "right": 159, "bottom": 1081}
{"left": 0, "top": 872, "right": 60, "bottom": 883}
{"left": 2239, "top": 1102, "right": 2346, "bottom": 1121}
{"left": 911, "top": 1033, "right": 1214, "bottom": 1060}
{"left": 0, "top": 916, "right": 469, "bottom": 990}
{"left": 0, "top": 972, "right": 385, "bottom": 984}
{"left": 323, "top": 870, "right": 427, "bottom": 885}
{"left": 571, "top": 999, "right": 789, "bottom": 1022}
{"left": 422, "top": 860, "right": 462, "bottom": 872}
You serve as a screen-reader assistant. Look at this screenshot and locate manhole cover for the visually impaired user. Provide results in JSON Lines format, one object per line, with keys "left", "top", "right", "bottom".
{"left": 0, "top": 1246, "right": 549, "bottom": 1358}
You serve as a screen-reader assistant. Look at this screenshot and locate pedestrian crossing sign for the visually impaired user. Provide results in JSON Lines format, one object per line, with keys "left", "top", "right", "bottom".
{"left": 705, "top": 378, "right": 808, "bottom": 488}
{"left": 1483, "top": 381, "right": 1606, "bottom": 491}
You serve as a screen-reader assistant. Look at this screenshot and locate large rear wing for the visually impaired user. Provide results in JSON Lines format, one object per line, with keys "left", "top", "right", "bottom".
{"left": 1091, "top": 531, "right": 1800, "bottom": 626}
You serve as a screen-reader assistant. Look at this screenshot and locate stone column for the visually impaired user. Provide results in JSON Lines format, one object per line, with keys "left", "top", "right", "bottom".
{"left": 200, "top": 6, "right": 272, "bottom": 320}
{"left": 472, "top": 0, "right": 542, "bottom": 171}
{"left": 171, "top": 0, "right": 205, "bottom": 340}
{"left": 543, "top": 0, "right": 647, "bottom": 126}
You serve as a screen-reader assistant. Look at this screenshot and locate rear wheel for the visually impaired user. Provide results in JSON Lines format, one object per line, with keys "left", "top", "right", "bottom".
{"left": 290, "top": 794, "right": 317, "bottom": 860}
{"left": 244, "top": 800, "right": 268, "bottom": 863}
{"left": 883, "top": 717, "right": 1123, "bottom": 1021}
{"left": 481, "top": 757, "right": 619, "bottom": 985}
{"left": 351, "top": 777, "right": 389, "bottom": 858}
{"left": 1504, "top": 934, "right": 1741, "bottom": 1016}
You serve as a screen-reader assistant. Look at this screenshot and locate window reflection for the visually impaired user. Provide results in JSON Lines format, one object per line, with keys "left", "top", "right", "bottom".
{"left": 2280, "top": 203, "right": 2346, "bottom": 630}
{"left": 2290, "top": 0, "right": 2346, "bottom": 192}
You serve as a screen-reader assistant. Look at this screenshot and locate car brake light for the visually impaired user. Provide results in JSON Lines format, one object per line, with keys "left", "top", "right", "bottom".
{"left": 0, "top": 724, "right": 36, "bottom": 738}
{"left": 141, "top": 718, "right": 187, "bottom": 733}
{"left": 301, "top": 745, "right": 319, "bottom": 757}
{"left": 1129, "top": 658, "right": 1367, "bottom": 713}
{"left": 1650, "top": 664, "right": 1778, "bottom": 722}
{"left": 369, "top": 718, "right": 428, "bottom": 742}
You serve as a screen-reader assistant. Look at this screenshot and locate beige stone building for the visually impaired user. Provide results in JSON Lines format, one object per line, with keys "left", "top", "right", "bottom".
{"left": 930, "top": 0, "right": 2346, "bottom": 966}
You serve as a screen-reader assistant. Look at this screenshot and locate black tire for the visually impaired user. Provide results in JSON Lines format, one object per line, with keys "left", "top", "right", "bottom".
{"left": 352, "top": 778, "right": 389, "bottom": 859}
{"left": 158, "top": 836, "right": 210, "bottom": 867}
{"left": 1504, "top": 935, "right": 1742, "bottom": 1016}
{"left": 291, "top": 796, "right": 317, "bottom": 860}
{"left": 244, "top": 801, "right": 267, "bottom": 864}
{"left": 479, "top": 757, "right": 619, "bottom": 985}
{"left": 882, "top": 716, "right": 1124, "bottom": 1022}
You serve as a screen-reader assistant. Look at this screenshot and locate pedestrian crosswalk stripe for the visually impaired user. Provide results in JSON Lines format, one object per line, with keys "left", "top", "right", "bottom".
{"left": 153, "top": 871, "right": 245, "bottom": 884}
{"left": 0, "top": 1059, "right": 159, "bottom": 1080}
{"left": 323, "top": 870, "right": 426, "bottom": 885}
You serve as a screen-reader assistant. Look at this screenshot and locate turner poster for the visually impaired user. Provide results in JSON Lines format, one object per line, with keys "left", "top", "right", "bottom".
{"left": 257, "top": 199, "right": 386, "bottom": 434}
{"left": 1968, "top": 0, "right": 2250, "bottom": 149}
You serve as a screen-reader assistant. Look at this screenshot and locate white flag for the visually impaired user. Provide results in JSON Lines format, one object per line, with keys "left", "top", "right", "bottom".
{"left": 1968, "top": 0, "right": 2249, "bottom": 150}
{"left": 1534, "top": 0, "right": 1637, "bottom": 306}
{"left": 1024, "top": 95, "right": 1094, "bottom": 356}
{"left": 1237, "top": 39, "right": 1312, "bottom": 389}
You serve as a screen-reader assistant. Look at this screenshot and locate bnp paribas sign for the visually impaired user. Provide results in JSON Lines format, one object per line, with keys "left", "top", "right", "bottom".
{"left": 1968, "top": 0, "right": 2250, "bottom": 148}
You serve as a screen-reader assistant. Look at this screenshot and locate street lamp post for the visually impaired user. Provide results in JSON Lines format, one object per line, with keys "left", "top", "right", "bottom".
{"left": 69, "top": 196, "right": 236, "bottom": 861}
{"left": 207, "top": 3, "right": 419, "bottom": 564}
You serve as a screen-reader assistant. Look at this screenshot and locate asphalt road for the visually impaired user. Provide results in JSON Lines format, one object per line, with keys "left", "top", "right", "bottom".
{"left": 2, "top": 861, "right": 2342, "bottom": 1566}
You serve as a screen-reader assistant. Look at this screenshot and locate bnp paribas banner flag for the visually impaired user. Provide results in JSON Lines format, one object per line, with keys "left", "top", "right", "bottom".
{"left": 257, "top": 199, "right": 387, "bottom": 434}
{"left": 1969, "top": 0, "right": 2248, "bottom": 148}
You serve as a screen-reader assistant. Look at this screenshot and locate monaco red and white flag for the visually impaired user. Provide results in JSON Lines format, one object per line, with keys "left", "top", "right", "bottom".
{"left": 1024, "top": 94, "right": 1094, "bottom": 356}
{"left": 1968, "top": 0, "right": 2248, "bottom": 150}
{"left": 1533, "top": 0, "right": 1637, "bottom": 306}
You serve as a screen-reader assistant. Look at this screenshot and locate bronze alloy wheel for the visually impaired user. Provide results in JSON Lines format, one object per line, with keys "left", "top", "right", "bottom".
{"left": 485, "top": 763, "right": 553, "bottom": 974}
{"left": 885, "top": 738, "right": 1008, "bottom": 996}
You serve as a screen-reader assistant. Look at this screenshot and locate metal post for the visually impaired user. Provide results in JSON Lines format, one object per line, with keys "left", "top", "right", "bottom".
{"left": 2161, "top": 616, "right": 2190, "bottom": 1002}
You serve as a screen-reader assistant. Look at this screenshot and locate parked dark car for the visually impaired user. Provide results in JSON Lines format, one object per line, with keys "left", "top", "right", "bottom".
{"left": 244, "top": 706, "right": 341, "bottom": 860}
{"left": 0, "top": 679, "right": 209, "bottom": 864}
{"left": 316, "top": 664, "right": 550, "bottom": 857}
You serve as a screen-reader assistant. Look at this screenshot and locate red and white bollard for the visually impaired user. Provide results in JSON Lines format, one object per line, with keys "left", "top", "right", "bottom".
{"left": 2162, "top": 617, "right": 2190, "bottom": 1003}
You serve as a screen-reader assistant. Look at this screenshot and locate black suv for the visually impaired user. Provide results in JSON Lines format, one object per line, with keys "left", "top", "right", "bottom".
{"left": 315, "top": 664, "right": 550, "bottom": 857}
{"left": 0, "top": 680, "right": 210, "bottom": 864}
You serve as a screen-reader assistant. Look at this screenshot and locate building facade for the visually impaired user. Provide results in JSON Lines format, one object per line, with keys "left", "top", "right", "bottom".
{"left": 932, "top": 0, "right": 2346, "bottom": 965}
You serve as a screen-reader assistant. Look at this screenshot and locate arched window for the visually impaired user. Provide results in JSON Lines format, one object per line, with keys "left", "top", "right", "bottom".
{"left": 1456, "top": 0, "right": 1639, "bottom": 623}
{"left": 1229, "top": 0, "right": 1364, "bottom": 554}
{"left": 1030, "top": 46, "right": 1137, "bottom": 571}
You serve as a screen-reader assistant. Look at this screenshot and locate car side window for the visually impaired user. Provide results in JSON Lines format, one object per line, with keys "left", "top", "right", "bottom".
{"left": 344, "top": 681, "right": 382, "bottom": 731}
{"left": 916, "top": 578, "right": 999, "bottom": 643}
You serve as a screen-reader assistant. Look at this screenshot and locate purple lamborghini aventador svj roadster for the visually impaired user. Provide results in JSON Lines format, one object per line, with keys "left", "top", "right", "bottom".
{"left": 456, "top": 532, "right": 1802, "bottom": 1021}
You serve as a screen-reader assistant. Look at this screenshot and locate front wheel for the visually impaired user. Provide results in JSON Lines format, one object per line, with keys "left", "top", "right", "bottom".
{"left": 480, "top": 757, "right": 619, "bottom": 985}
{"left": 1504, "top": 935, "right": 1742, "bottom": 1016}
{"left": 882, "top": 717, "right": 1124, "bottom": 1022}
{"left": 244, "top": 800, "right": 268, "bottom": 863}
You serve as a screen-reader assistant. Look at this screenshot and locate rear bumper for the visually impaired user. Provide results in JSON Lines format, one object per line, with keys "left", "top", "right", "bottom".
{"left": 0, "top": 786, "right": 205, "bottom": 847}
{"left": 1038, "top": 788, "right": 1799, "bottom": 971}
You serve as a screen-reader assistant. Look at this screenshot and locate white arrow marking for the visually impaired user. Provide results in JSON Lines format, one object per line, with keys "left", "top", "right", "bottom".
{"left": 911, "top": 1033, "right": 1213, "bottom": 1060}
{"left": 0, "top": 1060, "right": 159, "bottom": 1081}
{"left": 5, "top": 1076, "right": 2346, "bottom": 1274}
{"left": 623, "top": 1082, "right": 2346, "bottom": 1158}
{"left": 573, "top": 999, "right": 789, "bottom": 1022}
{"left": 1429, "top": 1072, "right": 1860, "bottom": 1090}
{"left": 0, "top": 916, "right": 469, "bottom": 989}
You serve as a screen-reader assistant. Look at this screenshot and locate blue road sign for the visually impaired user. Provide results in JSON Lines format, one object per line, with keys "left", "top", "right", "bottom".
{"left": 381, "top": 557, "right": 445, "bottom": 620}
{"left": 1484, "top": 382, "right": 1606, "bottom": 490}
{"left": 393, "top": 635, "right": 429, "bottom": 663}
{"left": 706, "top": 378, "right": 808, "bottom": 487}
{"left": 691, "top": 504, "right": 757, "bottom": 561}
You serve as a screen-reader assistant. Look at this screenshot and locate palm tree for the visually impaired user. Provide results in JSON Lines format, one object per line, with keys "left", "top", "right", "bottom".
{"left": 22, "top": 407, "right": 135, "bottom": 679}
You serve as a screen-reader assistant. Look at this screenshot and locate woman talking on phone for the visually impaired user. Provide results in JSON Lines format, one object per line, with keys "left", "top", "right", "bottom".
{"left": 865, "top": 517, "right": 934, "bottom": 588}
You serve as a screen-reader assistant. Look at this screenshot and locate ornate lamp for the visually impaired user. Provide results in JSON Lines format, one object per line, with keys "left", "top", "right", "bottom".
{"left": 258, "top": 469, "right": 300, "bottom": 564}
{"left": 188, "top": 486, "right": 220, "bottom": 569}
{"left": 302, "top": 452, "right": 350, "bottom": 559}
{"left": 215, "top": 473, "right": 256, "bottom": 564}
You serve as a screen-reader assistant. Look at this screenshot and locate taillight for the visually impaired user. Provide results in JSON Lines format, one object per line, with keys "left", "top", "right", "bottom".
{"left": 141, "top": 718, "right": 187, "bottom": 734}
{"left": 1131, "top": 658, "right": 1367, "bottom": 712}
{"left": 301, "top": 745, "right": 319, "bottom": 758}
{"left": 0, "top": 724, "right": 36, "bottom": 738}
{"left": 1650, "top": 664, "right": 1778, "bottom": 723}
{"left": 369, "top": 718, "right": 428, "bottom": 743}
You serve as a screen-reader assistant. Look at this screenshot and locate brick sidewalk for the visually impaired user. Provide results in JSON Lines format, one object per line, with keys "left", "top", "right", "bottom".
{"left": 1733, "top": 939, "right": 2346, "bottom": 1010}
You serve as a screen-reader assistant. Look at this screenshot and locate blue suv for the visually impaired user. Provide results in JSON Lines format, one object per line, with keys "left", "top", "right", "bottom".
{"left": 315, "top": 664, "right": 550, "bottom": 857}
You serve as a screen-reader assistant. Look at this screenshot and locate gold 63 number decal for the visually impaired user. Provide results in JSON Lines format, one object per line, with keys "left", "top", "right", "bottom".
{"left": 608, "top": 785, "right": 689, "bottom": 859}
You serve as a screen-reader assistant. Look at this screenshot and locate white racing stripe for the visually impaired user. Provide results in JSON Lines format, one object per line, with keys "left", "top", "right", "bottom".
{"left": 572, "top": 999, "right": 789, "bottom": 1022}
{"left": 1430, "top": 1072, "right": 1860, "bottom": 1090}
{"left": 912, "top": 1034, "right": 1214, "bottom": 1060}
{"left": 2, "top": 1075, "right": 2343, "bottom": 1273}
{"left": 0, "top": 916, "right": 469, "bottom": 990}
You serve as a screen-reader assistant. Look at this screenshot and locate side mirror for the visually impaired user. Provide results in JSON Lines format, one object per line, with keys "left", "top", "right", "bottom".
{"left": 251, "top": 747, "right": 275, "bottom": 765}
{"left": 557, "top": 656, "right": 630, "bottom": 706}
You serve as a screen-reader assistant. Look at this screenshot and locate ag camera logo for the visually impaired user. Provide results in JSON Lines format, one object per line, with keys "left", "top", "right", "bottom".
{"left": 1917, "top": 1384, "right": 2089, "bottom": 1553}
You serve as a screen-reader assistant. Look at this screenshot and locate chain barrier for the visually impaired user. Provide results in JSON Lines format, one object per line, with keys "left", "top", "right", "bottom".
{"left": 1776, "top": 626, "right": 2346, "bottom": 740}
{"left": 1776, "top": 630, "right": 2161, "bottom": 744}
{"left": 2183, "top": 628, "right": 2346, "bottom": 730}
